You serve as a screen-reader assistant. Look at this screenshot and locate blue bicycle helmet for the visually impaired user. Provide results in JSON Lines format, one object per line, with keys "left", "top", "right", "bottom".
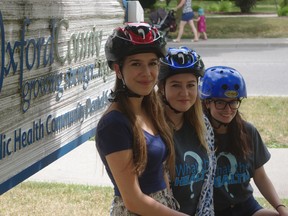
{"left": 199, "top": 66, "right": 247, "bottom": 99}
{"left": 105, "top": 22, "right": 166, "bottom": 70}
{"left": 158, "top": 46, "right": 205, "bottom": 81}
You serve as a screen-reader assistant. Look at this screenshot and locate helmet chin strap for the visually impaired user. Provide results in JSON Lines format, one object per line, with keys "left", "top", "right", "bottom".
{"left": 166, "top": 100, "right": 182, "bottom": 114}
{"left": 108, "top": 88, "right": 141, "bottom": 102}
{"left": 120, "top": 69, "right": 142, "bottom": 98}
{"left": 108, "top": 69, "right": 142, "bottom": 102}
{"left": 161, "top": 89, "right": 182, "bottom": 114}
{"left": 125, "top": 88, "right": 142, "bottom": 98}
{"left": 206, "top": 110, "right": 229, "bottom": 129}
{"left": 211, "top": 116, "right": 229, "bottom": 129}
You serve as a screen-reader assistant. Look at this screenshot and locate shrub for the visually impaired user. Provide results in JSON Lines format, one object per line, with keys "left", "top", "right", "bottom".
{"left": 218, "top": 1, "right": 233, "bottom": 12}
{"left": 192, "top": 5, "right": 201, "bottom": 11}
{"left": 280, "top": 0, "right": 288, "bottom": 7}
{"left": 208, "top": 3, "right": 220, "bottom": 12}
{"left": 278, "top": 5, "right": 288, "bottom": 15}
{"left": 138, "top": 0, "right": 156, "bottom": 9}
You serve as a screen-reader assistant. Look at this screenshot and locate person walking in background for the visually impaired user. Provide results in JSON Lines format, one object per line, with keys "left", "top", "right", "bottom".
{"left": 95, "top": 23, "right": 188, "bottom": 216}
{"left": 199, "top": 66, "right": 288, "bottom": 216}
{"left": 122, "top": 0, "right": 128, "bottom": 22}
{"left": 157, "top": 46, "right": 216, "bottom": 215}
{"left": 173, "top": 0, "right": 198, "bottom": 42}
{"left": 194, "top": 8, "right": 207, "bottom": 40}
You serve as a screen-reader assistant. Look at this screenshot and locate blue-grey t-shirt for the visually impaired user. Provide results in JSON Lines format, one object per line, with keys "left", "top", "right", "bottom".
{"left": 213, "top": 121, "right": 271, "bottom": 210}
{"left": 171, "top": 120, "right": 209, "bottom": 215}
{"left": 96, "top": 110, "right": 168, "bottom": 196}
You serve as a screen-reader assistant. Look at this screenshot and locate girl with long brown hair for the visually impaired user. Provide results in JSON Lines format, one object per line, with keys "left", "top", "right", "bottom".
{"left": 96, "top": 23, "right": 188, "bottom": 216}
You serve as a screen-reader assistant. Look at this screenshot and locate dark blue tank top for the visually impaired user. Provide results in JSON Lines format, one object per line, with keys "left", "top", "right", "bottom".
{"left": 96, "top": 110, "right": 168, "bottom": 196}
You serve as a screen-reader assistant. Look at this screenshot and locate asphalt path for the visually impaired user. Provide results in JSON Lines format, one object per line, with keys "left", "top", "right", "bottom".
{"left": 166, "top": 38, "right": 288, "bottom": 96}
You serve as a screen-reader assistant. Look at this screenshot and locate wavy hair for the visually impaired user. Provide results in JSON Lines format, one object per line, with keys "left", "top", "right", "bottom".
{"left": 157, "top": 80, "right": 208, "bottom": 152}
{"left": 183, "top": 94, "right": 209, "bottom": 151}
{"left": 202, "top": 101, "right": 251, "bottom": 159}
{"left": 111, "top": 77, "right": 176, "bottom": 178}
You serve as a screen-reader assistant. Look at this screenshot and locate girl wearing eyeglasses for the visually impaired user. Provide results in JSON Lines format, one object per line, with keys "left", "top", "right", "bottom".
{"left": 199, "top": 66, "right": 288, "bottom": 216}
{"left": 157, "top": 47, "right": 216, "bottom": 215}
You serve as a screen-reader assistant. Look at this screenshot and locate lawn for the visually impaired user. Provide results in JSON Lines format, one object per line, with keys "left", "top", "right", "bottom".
{"left": 169, "top": 16, "right": 288, "bottom": 38}
{"left": 240, "top": 96, "right": 288, "bottom": 148}
{"left": 0, "top": 182, "right": 287, "bottom": 216}
{"left": 145, "top": 0, "right": 288, "bottom": 38}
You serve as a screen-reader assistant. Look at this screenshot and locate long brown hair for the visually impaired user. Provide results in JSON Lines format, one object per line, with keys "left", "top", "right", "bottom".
{"left": 111, "top": 77, "right": 175, "bottom": 178}
{"left": 183, "top": 95, "right": 208, "bottom": 151}
{"left": 157, "top": 80, "right": 208, "bottom": 152}
{"left": 202, "top": 100, "right": 251, "bottom": 159}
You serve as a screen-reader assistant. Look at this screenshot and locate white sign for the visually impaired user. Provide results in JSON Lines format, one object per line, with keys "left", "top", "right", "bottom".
{"left": 0, "top": 0, "right": 124, "bottom": 194}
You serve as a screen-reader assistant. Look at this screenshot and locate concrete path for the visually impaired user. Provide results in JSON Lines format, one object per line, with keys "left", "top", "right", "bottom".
{"left": 27, "top": 141, "right": 288, "bottom": 198}
{"left": 27, "top": 141, "right": 112, "bottom": 187}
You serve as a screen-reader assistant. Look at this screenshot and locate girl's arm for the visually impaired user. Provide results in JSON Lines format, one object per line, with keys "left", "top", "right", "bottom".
{"left": 254, "top": 166, "right": 288, "bottom": 215}
{"left": 175, "top": 0, "right": 186, "bottom": 11}
{"left": 106, "top": 150, "right": 188, "bottom": 216}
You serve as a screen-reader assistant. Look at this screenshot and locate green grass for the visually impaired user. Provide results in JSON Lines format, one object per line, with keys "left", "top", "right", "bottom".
{"left": 0, "top": 181, "right": 287, "bottom": 216}
{"left": 0, "top": 182, "right": 113, "bottom": 216}
{"left": 240, "top": 96, "right": 288, "bottom": 148}
{"left": 168, "top": 16, "right": 288, "bottom": 38}
{"left": 257, "top": 197, "right": 288, "bottom": 209}
{"left": 146, "top": 0, "right": 288, "bottom": 39}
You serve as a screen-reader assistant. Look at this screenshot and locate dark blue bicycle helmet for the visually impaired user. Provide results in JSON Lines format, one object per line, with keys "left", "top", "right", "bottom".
{"left": 199, "top": 66, "right": 247, "bottom": 99}
{"left": 158, "top": 47, "right": 204, "bottom": 113}
{"left": 105, "top": 22, "right": 166, "bottom": 70}
{"left": 158, "top": 46, "right": 204, "bottom": 81}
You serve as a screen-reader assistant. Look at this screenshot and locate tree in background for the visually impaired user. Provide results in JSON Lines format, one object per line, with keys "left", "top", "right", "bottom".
{"left": 235, "top": 0, "right": 257, "bottom": 13}
{"left": 138, "top": 0, "right": 157, "bottom": 9}
{"left": 278, "top": 0, "right": 288, "bottom": 16}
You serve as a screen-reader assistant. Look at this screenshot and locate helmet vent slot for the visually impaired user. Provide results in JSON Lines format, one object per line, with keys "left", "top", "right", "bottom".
{"left": 221, "top": 84, "right": 228, "bottom": 90}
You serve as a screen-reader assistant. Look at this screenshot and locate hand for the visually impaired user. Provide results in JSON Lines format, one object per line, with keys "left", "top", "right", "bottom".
{"left": 277, "top": 205, "right": 288, "bottom": 216}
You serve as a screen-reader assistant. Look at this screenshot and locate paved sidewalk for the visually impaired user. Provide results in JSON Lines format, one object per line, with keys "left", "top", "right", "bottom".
{"left": 27, "top": 141, "right": 112, "bottom": 187}
{"left": 27, "top": 141, "right": 288, "bottom": 198}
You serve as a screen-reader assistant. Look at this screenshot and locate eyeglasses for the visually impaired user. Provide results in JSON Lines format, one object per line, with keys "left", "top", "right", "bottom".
{"left": 210, "top": 99, "right": 241, "bottom": 110}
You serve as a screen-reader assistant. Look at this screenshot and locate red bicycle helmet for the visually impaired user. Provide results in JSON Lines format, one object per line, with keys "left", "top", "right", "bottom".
{"left": 105, "top": 22, "right": 166, "bottom": 69}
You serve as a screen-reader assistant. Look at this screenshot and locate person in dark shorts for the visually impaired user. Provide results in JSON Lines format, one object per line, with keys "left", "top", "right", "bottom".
{"left": 173, "top": 0, "right": 198, "bottom": 42}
